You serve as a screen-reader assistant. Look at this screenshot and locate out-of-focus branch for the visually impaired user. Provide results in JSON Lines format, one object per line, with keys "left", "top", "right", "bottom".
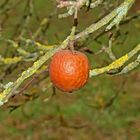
{"left": 19, "top": 0, "right": 34, "bottom": 38}
{"left": 0, "top": 0, "right": 21, "bottom": 15}
{"left": 57, "top": 0, "right": 104, "bottom": 18}
{"left": 0, "top": 56, "right": 22, "bottom": 64}
{"left": 88, "top": 0, "right": 104, "bottom": 9}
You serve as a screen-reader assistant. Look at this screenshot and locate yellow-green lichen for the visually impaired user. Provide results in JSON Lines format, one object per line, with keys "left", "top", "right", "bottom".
{"left": 0, "top": 56, "right": 22, "bottom": 64}
{"left": 90, "top": 54, "right": 129, "bottom": 77}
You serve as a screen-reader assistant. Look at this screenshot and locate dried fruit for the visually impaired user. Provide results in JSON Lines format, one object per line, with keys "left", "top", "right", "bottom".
{"left": 49, "top": 49, "right": 89, "bottom": 92}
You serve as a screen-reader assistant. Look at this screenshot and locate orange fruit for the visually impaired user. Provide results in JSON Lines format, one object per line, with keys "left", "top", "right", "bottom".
{"left": 49, "top": 49, "right": 90, "bottom": 92}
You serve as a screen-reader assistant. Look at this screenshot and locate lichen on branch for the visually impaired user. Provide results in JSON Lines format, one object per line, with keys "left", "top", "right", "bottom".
{"left": 90, "top": 43, "right": 140, "bottom": 77}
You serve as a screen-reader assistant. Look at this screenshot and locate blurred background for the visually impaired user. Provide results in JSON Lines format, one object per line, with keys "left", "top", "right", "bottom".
{"left": 0, "top": 0, "right": 140, "bottom": 139}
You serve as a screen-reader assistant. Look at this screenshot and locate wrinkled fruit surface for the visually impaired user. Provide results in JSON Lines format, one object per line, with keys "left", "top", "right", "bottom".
{"left": 49, "top": 50, "right": 89, "bottom": 92}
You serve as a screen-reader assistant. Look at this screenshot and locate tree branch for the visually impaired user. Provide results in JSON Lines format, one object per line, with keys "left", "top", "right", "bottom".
{"left": 90, "top": 43, "right": 140, "bottom": 77}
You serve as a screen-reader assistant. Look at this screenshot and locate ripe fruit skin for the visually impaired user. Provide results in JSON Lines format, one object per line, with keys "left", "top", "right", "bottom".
{"left": 49, "top": 50, "right": 89, "bottom": 92}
